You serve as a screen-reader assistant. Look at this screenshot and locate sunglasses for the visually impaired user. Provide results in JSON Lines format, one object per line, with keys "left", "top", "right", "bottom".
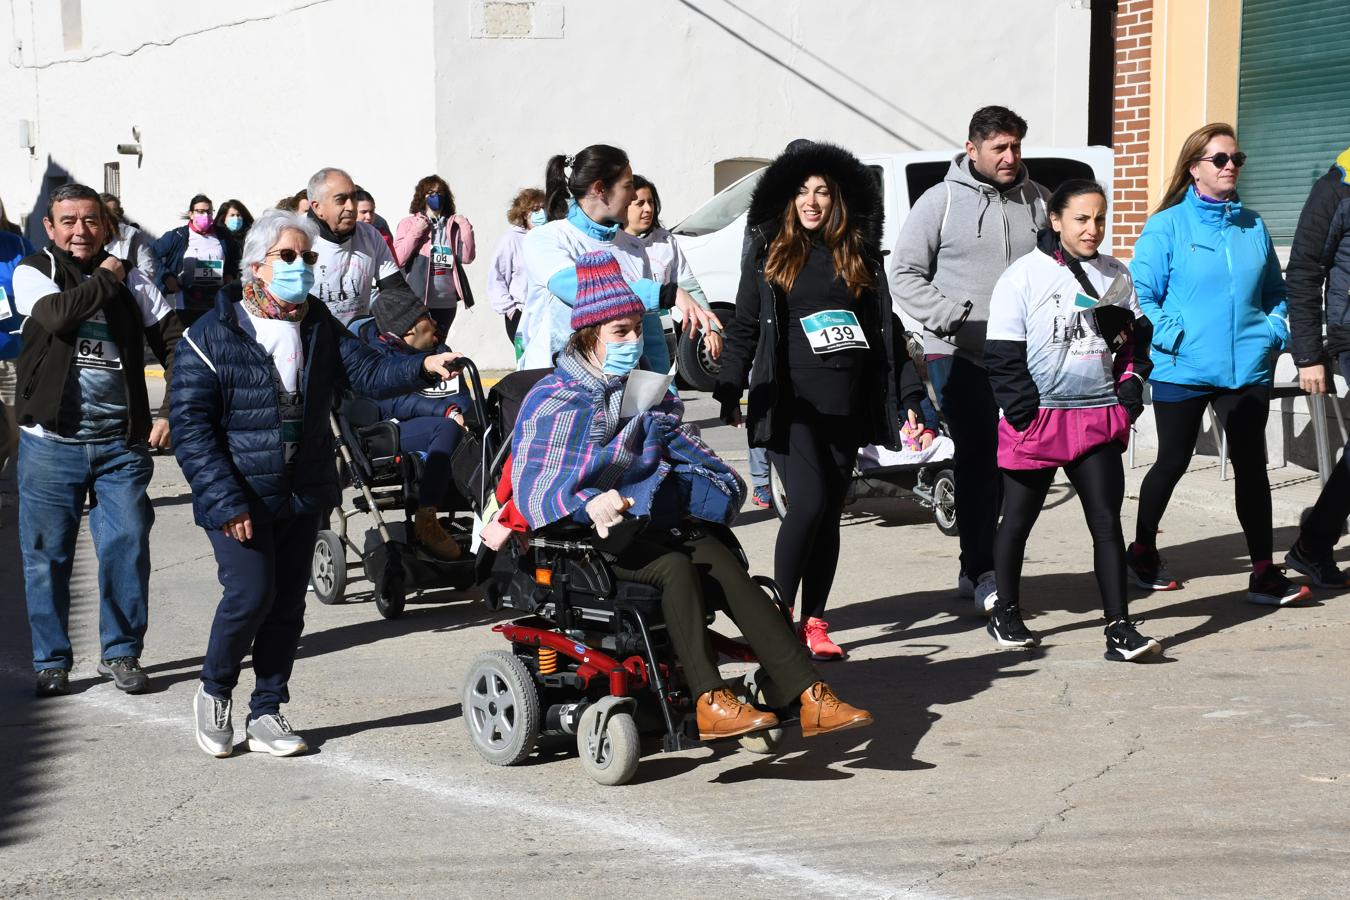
{"left": 267, "top": 249, "right": 319, "bottom": 265}
{"left": 1198, "top": 151, "right": 1247, "bottom": 169}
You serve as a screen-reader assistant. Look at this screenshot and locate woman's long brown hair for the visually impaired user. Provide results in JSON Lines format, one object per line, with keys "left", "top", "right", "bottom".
{"left": 763, "top": 174, "right": 873, "bottom": 297}
{"left": 1156, "top": 122, "right": 1237, "bottom": 213}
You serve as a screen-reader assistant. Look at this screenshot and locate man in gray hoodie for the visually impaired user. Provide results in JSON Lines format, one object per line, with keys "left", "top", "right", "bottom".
{"left": 890, "top": 106, "right": 1050, "bottom": 612}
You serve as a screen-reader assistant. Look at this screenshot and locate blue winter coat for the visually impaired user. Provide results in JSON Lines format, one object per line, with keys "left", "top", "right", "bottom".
{"left": 1131, "top": 189, "right": 1288, "bottom": 388}
{"left": 170, "top": 285, "right": 431, "bottom": 530}
{"left": 358, "top": 320, "right": 471, "bottom": 420}
{"left": 152, "top": 224, "right": 242, "bottom": 292}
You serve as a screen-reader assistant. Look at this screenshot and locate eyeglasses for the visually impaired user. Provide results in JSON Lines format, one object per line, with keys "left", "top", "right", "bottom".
{"left": 267, "top": 249, "right": 319, "bottom": 265}
{"left": 1198, "top": 152, "right": 1247, "bottom": 169}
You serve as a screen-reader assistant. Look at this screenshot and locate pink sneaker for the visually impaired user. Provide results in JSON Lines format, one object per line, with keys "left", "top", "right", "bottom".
{"left": 801, "top": 617, "right": 846, "bottom": 660}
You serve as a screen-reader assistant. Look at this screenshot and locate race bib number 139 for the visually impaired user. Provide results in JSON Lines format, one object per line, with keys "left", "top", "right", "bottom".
{"left": 801, "top": 309, "right": 869, "bottom": 354}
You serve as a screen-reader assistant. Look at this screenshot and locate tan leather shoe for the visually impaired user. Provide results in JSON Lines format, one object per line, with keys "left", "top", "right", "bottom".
{"left": 414, "top": 506, "right": 461, "bottom": 561}
{"left": 696, "top": 686, "right": 780, "bottom": 741}
{"left": 799, "top": 681, "right": 873, "bottom": 737}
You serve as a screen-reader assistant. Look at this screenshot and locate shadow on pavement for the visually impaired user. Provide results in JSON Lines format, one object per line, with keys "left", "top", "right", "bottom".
{"left": 305, "top": 702, "right": 462, "bottom": 753}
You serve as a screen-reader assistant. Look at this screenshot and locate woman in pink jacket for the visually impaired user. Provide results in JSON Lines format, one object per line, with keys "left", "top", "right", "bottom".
{"left": 394, "top": 175, "right": 476, "bottom": 332}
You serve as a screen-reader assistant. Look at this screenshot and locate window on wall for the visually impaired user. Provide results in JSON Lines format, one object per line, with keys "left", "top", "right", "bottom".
{"left": 1237, "top": 0, "right": 1350, "bottom": 243}
{"left": 104, "top": 162, "right": 120, "bottom": 198}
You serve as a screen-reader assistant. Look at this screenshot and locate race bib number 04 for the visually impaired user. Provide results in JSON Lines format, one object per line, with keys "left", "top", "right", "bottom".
{"left": 430, "top": 244, "right": 454, "bottom": 267}
{"left": 75, "top": 311, "right": 122, "bottom": 370}
{"left": 801, "top": 309, "right": 869, "bottom": 354}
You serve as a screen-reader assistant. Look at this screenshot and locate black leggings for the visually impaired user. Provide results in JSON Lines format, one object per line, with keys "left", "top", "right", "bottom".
{"left": 1135, "top": 385, "right": 1271, "bottom": 561}
{"left": 995, "top": 444, "right": 1128, "bottom": 620}
{"left": 768, "top": 401, "right": 856, "bottom": 622}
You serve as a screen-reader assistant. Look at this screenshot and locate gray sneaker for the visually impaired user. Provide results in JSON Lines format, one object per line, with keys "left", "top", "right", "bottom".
{"left": 194, "top": 684, "right": 235, "bottom": 758}
{"left": 246, "top": 713, "right": 308, "bottom": 757}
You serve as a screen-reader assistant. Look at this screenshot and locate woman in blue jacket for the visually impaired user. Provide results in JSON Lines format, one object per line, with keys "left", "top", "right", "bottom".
{"left": 1128, "top": 123, "right": 1308, "bottom": 608}
{"left": 171, "top": 209, "right": 461, "bottom": 759}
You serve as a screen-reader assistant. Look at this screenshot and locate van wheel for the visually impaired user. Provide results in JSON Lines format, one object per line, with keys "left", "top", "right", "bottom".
{"left": 769, "top": 460, "right": 788, "bottom": 520}
{"left": 675, "top": 303, "right": 733, "bottom": 393}
{"left": 311, "top": 530, "right": 347, "bottom": 605}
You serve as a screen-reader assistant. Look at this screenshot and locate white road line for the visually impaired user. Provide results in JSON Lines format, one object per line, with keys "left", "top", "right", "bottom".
{"left": 73, "top": 683, "right": 936, "bottom": 900}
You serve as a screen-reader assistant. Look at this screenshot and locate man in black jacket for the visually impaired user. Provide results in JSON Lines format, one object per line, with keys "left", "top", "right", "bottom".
{"left": 12, "top": 183, "right": 182, "bottom": 698}
{"left": 1284, "top": 146, "right": 1350, "bottom": 588}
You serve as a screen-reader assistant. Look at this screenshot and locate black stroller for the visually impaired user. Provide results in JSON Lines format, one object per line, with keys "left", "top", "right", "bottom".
{"left": 308, "top": 357, "right": 491, "bottom": 619}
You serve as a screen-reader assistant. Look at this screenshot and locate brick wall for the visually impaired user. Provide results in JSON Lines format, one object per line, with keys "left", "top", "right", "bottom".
{"left": 1112, "top": 0, "right": 1153, "bottom": 257}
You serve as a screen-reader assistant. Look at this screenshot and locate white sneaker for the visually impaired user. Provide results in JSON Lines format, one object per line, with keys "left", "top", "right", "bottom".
{"left": 973, "top": 571, "right": 998, "bottom": 615}
{"left": 957, "top": 570, "right": 974, "bottom": 599}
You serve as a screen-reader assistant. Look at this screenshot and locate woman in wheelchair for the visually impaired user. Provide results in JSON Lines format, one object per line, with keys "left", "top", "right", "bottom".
{"left": 511, "top": 250, "right": 873, "bottom": 740}
{"left": 363, "top": 292, "right": 473, "bottom": 560}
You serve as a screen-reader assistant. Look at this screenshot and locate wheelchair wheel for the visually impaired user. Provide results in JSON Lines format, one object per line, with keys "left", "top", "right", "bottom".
{"left": 932, "top": 467, "right": 958, "bottom": 537}
{"left": 768, "top": 460, "right": 788, "bottom": 520}
{"left": 311, "top": 530, "right": 347, "bottom": 605}
{"left": 461, "top": 650, "right": 540, "bottom": 766}
{"left": 576, "top": 701, "right": 640, "bottom": 787}
{"left": 737, "top": 666, "right": 786, "bottom": 755}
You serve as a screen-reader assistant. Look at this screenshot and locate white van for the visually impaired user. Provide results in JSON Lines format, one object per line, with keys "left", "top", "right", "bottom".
{"left": 667, "top": 147, "right": 1114, "bottom": 390}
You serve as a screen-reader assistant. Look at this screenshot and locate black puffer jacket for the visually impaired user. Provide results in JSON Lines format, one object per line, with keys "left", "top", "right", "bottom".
{"left": 1287, "top": 147, "right": 1350, "bottom": 366}
{"left": 714, "top": 142, "right": 922, "bottom": 452}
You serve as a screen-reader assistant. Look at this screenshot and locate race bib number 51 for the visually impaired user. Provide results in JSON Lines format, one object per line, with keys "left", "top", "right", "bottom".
{"left": 801, "top": 309, "right": 869, "bottom": 354}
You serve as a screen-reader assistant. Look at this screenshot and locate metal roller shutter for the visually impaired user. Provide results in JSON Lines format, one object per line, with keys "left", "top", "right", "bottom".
{"left": 1237, "top": 0, "right": 1350, "bottom": 243}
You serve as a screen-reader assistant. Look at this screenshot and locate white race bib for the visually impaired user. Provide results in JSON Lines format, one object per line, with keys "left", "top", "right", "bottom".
{"left": 801, "top": 309, "right": 869, "bottom": 354}
{"left": 0, "top": 285, "right": 11, "bottom": 321}
{"left": 430, "top": 244, "right": 454, "bottom": 268}
{"left": 420, "top": 375, "right": 461, "bottom": 398}
{"left": 75, "top": 311, "right": 122, "bottom": 370}
{"left": 193, "top": 258, "right": 224, "bottom": 285}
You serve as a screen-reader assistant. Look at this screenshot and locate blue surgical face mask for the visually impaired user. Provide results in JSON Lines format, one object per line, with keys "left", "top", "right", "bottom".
{"left": 267, "top": 258, "right": 315, "bottom": 304}
{"left": 426, "top": 192, "right": 443, "bottom": 213}
{"left": 225, "top": 215, "right": 244, "bottom": 233}
{"left": 600, "top": 337, "right": 642, "bottom": 376}
{"left": 528, "top": 209, "right": 547, "bottom": 228}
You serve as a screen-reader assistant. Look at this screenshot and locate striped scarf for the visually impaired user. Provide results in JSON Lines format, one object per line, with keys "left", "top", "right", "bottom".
{"left": 241, "top": 279, "right": 308, "bottom": 322}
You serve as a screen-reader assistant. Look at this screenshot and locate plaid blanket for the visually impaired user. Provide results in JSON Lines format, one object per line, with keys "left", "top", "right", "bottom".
{"left": 511, "top": 352, "right": 745, "bottom": 530}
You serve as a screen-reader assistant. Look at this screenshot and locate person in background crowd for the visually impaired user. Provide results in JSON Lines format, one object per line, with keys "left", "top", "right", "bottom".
{"left": 0, "top": 195, "right": 23, "bottom": 236}
{"left": 12, "top": 183, "right": 181, "bottom": 698}
{"left": 511, "top": 249, "right": 874, "bottom": 740}
{"left": 214, "top": 199, "right": 254, "bottom": 276}
{"left": 1128, "top": 123, "right": 1306, "bottom": 608}
{"left": 393, "top": 174, "right": 477, "bottom": 333}
{"left": 153, "top": 193, "right": 239, "bottom": 327}
{"left": 890, "top": 106, "right": 1051, "bottom": 615}
{"left": 306, "top": 167, "right": 419, "bottom": 328}
{"left": 354, "top": 188, "right": 396, "bottom": 257}
{"left": 171, "top": 208, "right": 463, "bottom": 759}
{"left": 488, "top": 187, "right": 544, "bottom": 356}
{"left": 519, "top": 143, "right": 718, "bottom": 370}
{"left": 716, "top": 142, "right": 925, "bottom": 660}
{"left": 624, "top": 174, "right": 721, "bottom": 372}
{"left": 1263, "top": 144, "right": 1350, "bottom": 589}
{"left": 985, "top": 179, "right": 1161, "bottom": 661}
{"left": 101, "top": 193, "right": 158, "bottom": 283}
{"left": 362, "top": 292, "right": 472, "bottom": 560}
{"left": 0, "top": 222, "right": 35, "bottom": 474}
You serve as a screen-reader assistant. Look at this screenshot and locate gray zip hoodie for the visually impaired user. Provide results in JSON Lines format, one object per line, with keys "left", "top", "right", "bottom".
{"left": 890, "top": 154, "right": 1050, "bottom": 363}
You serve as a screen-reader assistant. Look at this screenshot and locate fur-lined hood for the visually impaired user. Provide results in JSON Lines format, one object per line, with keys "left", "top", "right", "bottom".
{"left": 745, "top": 142, "right": 884, "bottom": 254}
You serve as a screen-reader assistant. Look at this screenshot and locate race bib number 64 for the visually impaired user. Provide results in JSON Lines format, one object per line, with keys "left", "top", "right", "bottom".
{"left": 801, "top": 309, "right": 869, "bottom": 354}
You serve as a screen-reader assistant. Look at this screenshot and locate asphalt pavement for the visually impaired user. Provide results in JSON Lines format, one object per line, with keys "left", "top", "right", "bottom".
{"left": 1, "top": 380, "right": 1348, "bottom": 898}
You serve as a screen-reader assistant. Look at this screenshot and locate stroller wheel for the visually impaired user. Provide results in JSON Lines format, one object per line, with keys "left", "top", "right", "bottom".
{"left": 932, "top": 467, "right": 958, "bottom": 537}
{"left": 375, "top": 583, "right": 406, "bottom": 619}
{"left": 738, "top": 666, "right": 786, "bottom": 755}
{"left": 311, "top": 530, "right": 347, "bottom": 605}
{"left": 462, "top": 650, "right": 540, "bottom": 766}
{"left": 576, "top": 700, "right": 640, "bottom": 787}
{"left": 768, "top": 460, "right": 788, "bottom": 520}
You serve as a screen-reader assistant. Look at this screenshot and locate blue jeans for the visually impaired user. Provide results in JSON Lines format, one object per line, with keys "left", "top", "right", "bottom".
{"left": 18, "top": 431, "right": 155, "bottom": 671}
{"left": 926, "top": 354, "right": 1000, "bottom": 576}
{"left": 202, "top": 513, "right": 320, "bottom": 718}
{"left": 748, "top": 445, "right": 769, "bottom": 489}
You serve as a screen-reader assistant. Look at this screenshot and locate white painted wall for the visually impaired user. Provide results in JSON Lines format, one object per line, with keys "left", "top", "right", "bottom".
{"left": 1, "top": 0, "right": 1094, "bottom": 368}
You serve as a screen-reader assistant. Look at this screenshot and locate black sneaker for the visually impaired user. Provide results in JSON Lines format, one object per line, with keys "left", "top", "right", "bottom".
{"left": 1284, "top": 543, "right": 1350, "bottom": 590}
{"left": 35, "top": 668, "right": 70, "bottom": 698}
{"left": 1104, "top": 619, "right": 1161, "bottom": 662}
{"left": 97, "top": 657, "right": 150, "bottom": 693}
{"left": 1247, "top": 568, "right": 1312, "bottom": 607}
{"left": 1126, "top": 543, "right": 1180, "bottom": 591}
{"left": 987, "top": 602, "right": 1040, "bottom": 648}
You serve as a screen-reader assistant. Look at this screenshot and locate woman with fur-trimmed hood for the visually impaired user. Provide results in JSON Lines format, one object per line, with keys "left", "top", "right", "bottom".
{"left": 715, "top": 142, "right": 924, "bottom": 659}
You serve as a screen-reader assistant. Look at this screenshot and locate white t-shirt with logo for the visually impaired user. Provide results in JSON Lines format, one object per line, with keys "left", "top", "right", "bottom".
{"left": 313, "top": 221, "right": 401, "bottom": 327}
